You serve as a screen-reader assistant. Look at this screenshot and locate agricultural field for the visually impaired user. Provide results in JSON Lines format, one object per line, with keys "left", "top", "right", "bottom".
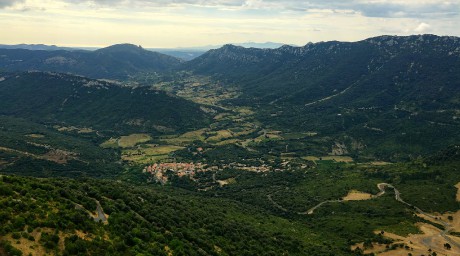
{"left": 159, "top": 129, "right": 207, "bottom": 146}
{"left": 151, "top": 75, "right": 240, "bottom": 107}
{"left": 302, "top": 156, "right": 354, "bottom": 163}
{"left": 100, "top": 134, "right": 152, "bottom": 148}
{"left": 121, "top": 145, "right": 184, "bottom": 164}
{"left": 54, "top": 126, "right": 95, "bottom": 134}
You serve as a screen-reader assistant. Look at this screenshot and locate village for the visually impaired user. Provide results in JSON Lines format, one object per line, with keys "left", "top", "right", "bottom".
{"left": 143, "top": 162, "right": 214, "bottom": 184}
{"left": 143, "top": 161, "right": 273, "bottom": 184}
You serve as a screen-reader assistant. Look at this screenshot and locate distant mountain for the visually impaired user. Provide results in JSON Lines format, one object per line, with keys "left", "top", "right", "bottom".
{"left": 185, "top": 35, "right": 460, "bottom": 159}
{"left": 0, "top": 71, "right": 210, "bottom": 133}
{"left": 150, "top": 42, "right": 286, "bottom": 61}
{"left": 0, "top": 44, "right": 77, "bottom": 51}
{"left": 148, "top": 49, "right": 206, "bottom": 61}
{"left": 234, "top": 42, "right": 288, "bottom": 49}
{"left": 0, "top": 44, "right": 181, "bottom": 79}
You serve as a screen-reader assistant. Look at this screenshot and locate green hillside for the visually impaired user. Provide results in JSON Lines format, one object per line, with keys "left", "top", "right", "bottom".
{"left": 182, "top": 35, "right": 460, "bottom": 159}
{"left": 0, "top": 72, "right": 210, "bottom": 134}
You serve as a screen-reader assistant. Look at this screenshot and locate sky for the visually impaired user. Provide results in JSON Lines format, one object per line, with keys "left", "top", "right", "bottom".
{"left": 0, "top": 0, "right": 459, "bottom": 48}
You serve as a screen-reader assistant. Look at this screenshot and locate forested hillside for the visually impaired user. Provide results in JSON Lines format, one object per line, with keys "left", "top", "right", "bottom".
{"left": 183, "top": 35, "right": 460, "bottom": 159}
{"left": 0, "top": 72, "right": 210, "bottom": 134}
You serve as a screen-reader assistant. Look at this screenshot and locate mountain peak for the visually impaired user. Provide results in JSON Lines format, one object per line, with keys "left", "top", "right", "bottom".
{"left": 96, "top": 43, "right": 146, "bottom": 54}
{"left": 221, "top": 44, "right": 244, "bottom": 50}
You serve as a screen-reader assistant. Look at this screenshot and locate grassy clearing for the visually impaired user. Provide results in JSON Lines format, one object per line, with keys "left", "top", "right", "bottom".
{"left": 160, "top": 129, "right": 206, "bottom": 146}
{"left": 206, "top": 130, "right": 234, "bottom": 143}
{"left": 25, "top": 134, "right": 45, "bottom": 138}
{"left": 214, "top": 113, "right": 231, "bottom": 120}
{"left": 121, "top": 145, "right": 184, "bottom": 164}
{"left": 55, "top": 126, "right": 95, "bottom": 134}
{"left": 100, "top": 134, "right": 152, "bottom": 149}
{"left": 217, "top": 178, "right": 237, "bottom": 187}
{"left": 235, "top": 107, "right": 255, "bottom": 116}
{"left": 356, "top": 161, "right": 393, "bottom": 168}
{"left": 342, "top": 190, "right": 374, "bottom": 201}
{"left": 100, "top": 138, "right": 119, "bottom": 149}
{"left": 118, "top": 134, "right": 152, "bottom": 148}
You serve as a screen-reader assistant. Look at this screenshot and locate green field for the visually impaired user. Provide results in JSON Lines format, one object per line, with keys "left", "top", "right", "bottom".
{"left": 122, "top": 145, "right": 184, "bottom": 164}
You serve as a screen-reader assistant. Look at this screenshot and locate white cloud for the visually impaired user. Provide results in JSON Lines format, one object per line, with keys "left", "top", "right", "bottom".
{"left": 414, "top": 22, "right": 431, "bottom": 32}
{"left": 58, "top": 0, "right": 460, "bottom": 18}
{"left": 0, "top": 0, "right": 459, "bottom": 47}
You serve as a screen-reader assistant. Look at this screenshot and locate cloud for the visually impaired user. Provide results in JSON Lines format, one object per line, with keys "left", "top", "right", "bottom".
{"left": 60, "top": 0, "right": 460, "bottom": 19}
{"left": 414, "top": 22, "right": 431, "bottom": 32}
{"left": 0, "top": 0, "right": 24, "bottom": 8}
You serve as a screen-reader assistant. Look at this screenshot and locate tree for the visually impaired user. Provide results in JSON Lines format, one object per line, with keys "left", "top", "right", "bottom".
{"left": 444, "top": 243, "right": 451, "bottom": 250}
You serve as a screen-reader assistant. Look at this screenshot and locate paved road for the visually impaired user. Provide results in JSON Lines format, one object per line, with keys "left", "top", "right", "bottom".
{"left": 266, "top": 182, "right": 460, "bottom": 250}
{"left": 93, "top": 200, "right": 107, "bottom": 223}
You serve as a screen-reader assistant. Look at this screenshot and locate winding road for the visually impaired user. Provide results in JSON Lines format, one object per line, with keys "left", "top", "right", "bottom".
{"left": 93, "top": 200, "right": 107, "bottom": 223}
{"left": 268, "top": 182, "right": 460, "bottom": 251}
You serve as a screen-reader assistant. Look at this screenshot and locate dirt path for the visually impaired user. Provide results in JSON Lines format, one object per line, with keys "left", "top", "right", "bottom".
{"left": 298, "top": 183, "right": 391, "bottom": 215}
{"left": 266, "top": 194, "right": 289, "bottom": 212}
{"left": 304, "top": 81, "right": 359, "bottom": 107}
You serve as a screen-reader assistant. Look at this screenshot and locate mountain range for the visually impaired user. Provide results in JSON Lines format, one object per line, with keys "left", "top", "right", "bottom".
{"left": 3, "top": 35, "right": 460, "bottom": 256}
{"left": 1, "top": 35, "right": 460, "bottom": 158}
{"left": 0, "top": 44, "right": 181, "bottom": 79}
{"left": 184, "top": 35, "right": 460, "bottom": 158}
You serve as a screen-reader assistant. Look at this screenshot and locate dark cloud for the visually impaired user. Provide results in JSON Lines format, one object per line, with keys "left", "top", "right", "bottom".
{"left": 0, "top": 0, "right": 24, "bottom": 8}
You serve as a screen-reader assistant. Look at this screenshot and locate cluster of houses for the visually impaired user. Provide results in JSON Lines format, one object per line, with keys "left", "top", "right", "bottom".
{"left": 143, "top": 161, "right": 275, "bottom": 184}
{"left": 143, "top": 162, "right": 215, "bottom": 184}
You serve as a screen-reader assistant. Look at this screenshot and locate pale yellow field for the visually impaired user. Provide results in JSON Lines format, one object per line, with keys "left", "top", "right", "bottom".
{"left": 352, "top": 224, "right": 460, "bottom": 256}
{"left": 25, "top": 133, "right": 45, "bottom": 138}
{"left": 342, "top": 190, "right": 374, "bottom": 201}
{"left": 417, "top": 210, "right": 460, "bottom": 234}
{"left": 6, "top": 228, "right": 65, "bottom": 256}
{"left": 217, "top": 178, "right": 236, "bottom": 187}
{"left": 303, "top": 156, "right": 320, "bottom": 161}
